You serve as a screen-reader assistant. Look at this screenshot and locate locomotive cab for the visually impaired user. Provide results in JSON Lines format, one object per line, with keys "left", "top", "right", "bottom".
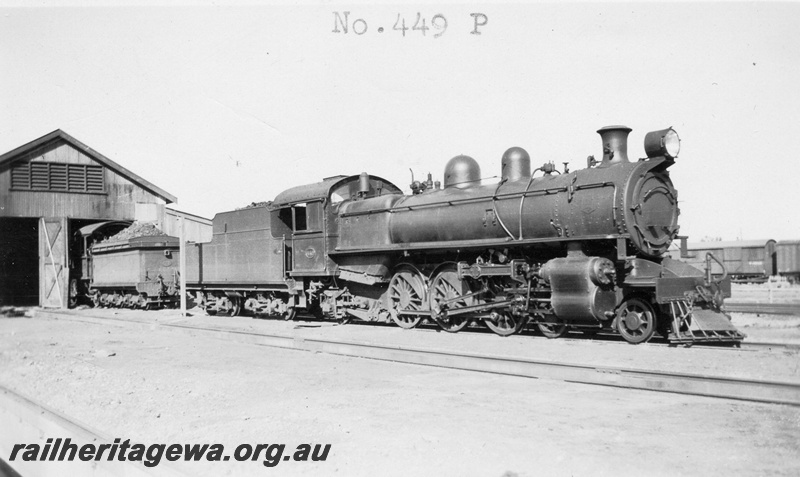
{"left": 271, "top": 174, "right": 403, "bottom": 276}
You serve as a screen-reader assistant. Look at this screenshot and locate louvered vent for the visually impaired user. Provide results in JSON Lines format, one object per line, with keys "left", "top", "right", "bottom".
{"left": 85, "top": 165, "right": 104, "bottom": 192}
{"left": 10, "top": 162, "right": 30, "bottom": 189}
{"left": 10, "top": 161, "right": 104, "bottom": 193}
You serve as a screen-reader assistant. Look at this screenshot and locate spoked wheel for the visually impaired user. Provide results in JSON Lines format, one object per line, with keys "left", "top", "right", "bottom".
{"left": 429, "top": 264, "right": 474, "bottom": 333}
{"left": 485, "top": 311, "right": 528, "bottom": 337}
{"left": 537, "top": 320, "right": 568, "bottom": 339}
{"left": 616, "top": 297, "right": 656, "bottom": 344}
{"left": 388, "top": 266, "right": 427, "bottom": 329}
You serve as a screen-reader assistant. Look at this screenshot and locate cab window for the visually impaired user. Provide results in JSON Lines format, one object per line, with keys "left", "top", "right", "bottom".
{"left": 271, "top": 201, "right": 322, "bottom": 236}
{"left": 294, "top": 204, "right": 307, "bottom": 231}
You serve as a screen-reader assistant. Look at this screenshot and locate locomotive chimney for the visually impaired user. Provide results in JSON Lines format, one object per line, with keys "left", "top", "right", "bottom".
{"left": 597, "top": 125, "right": 632, "bottom": 165}
{"left": 501, "top": 147, "right": 531, "bottom": 182}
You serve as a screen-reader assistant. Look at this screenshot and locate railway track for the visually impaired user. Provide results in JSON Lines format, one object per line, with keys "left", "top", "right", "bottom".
{"left": 0, "top": 384, "right": 183, "bottom": 477}
{"left": 725, "top": 302, "right": 800, "bottom": 315}
{"left": 38, "top": 310, "right": 800, "bottom": 407}
{"left": 288, "top": 316, "right": 800, "bottom": 351}
{"left": 548, "top": 333, "right": 799, "bottom": 351}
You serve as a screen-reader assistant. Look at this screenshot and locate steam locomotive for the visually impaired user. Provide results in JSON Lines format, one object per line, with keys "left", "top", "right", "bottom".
{"left": 82, "top": 125, "right": 745, "bottom": 345}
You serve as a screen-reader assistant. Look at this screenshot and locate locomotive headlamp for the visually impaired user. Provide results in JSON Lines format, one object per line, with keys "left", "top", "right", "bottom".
{"left": 644, "top": 127, "right": 680, "bottom": 159}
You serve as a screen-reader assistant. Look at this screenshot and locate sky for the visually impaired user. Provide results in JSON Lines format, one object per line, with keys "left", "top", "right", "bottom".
{"left": 1, "top": 1, "right": 799, "bottom": 242}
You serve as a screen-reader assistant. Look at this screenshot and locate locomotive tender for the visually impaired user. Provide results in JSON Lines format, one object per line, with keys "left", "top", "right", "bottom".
{"left": 73, "top": 221, "right": 182, "bottom": 309}
{"left": 179, "top": 125, "right": 743, "bottom": 345}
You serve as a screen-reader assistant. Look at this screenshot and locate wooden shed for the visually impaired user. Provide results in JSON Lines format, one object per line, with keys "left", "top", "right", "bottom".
{"left": 0, "top": 129, "right": 178, "bottom": 308}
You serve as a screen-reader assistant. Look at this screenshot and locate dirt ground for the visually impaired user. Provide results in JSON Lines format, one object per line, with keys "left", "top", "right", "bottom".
{"left": 1, "top": 312, "right": 799, "bottom": 477}
{"left": 732, "top": 312, "right": 800, "bottom": 343}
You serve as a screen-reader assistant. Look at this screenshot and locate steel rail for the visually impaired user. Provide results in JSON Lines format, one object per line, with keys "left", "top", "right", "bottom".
{"left": 551, "top": 334, "right": 800, "bottom": 351}
{"left": 741, "top": 341, "right": 800, "bottom": 350}
{"left": 725, "top": 303, "right": 800, "bottom": 316}
{"left": 532, "top": 327, "right": 800, "bottom": 351}
{"left": 0, "top": 384, "right": 184, "bottom": 477}
{"left": 38, "top": 311, "right": 800, "bottom": 407}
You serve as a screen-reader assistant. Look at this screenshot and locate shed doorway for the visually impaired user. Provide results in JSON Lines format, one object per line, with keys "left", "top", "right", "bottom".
{"left": 0, "top": 217, "right": 40, "bottom": 306}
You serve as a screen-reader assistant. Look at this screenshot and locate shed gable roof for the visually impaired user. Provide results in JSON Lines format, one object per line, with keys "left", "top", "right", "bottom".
{"left": 0, "top": 129, "right": 177, "bottom": 203}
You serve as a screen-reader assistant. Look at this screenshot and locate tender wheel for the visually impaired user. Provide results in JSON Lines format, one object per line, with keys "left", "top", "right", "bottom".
{"left": 244, "top": 298, "right": 261, "bottom": 316}
{"left": 90, "top": 291, "right": 101, "bottom": 308}
{"left": 537, "top": 321, "right": 568, "bottom": 339}
{"left": 214, "top": 296, "right": 240, "bottom": 316}
{"left": 283, "top": 306, "right": 297, "bottom": 321}
{"left": 388, "top": 266, "right": 426, "bottom": 329}
{"left": 231, "top": 297, "right": 242, "bottom": 317}
{"left": 485, "top": 311, "right": 527, "bottom": 337}
{"left": 68, "top": 279, "right": 79, "bottom": 308}
{"left": 616, "top": 297, "right": 656, "bottom": 344}
{"left": 136, "top": 295, "right": 148, "bottom": 309}
{"left": 429, "top": 264, "right": 473, "bottom": 333}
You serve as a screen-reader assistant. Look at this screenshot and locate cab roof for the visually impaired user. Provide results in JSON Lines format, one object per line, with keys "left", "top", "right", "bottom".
{"left": 271, "top": 174, "right": 402, "bottom": 207}
{"left": 272, "top": 175, "right": 348, "bottom": 206}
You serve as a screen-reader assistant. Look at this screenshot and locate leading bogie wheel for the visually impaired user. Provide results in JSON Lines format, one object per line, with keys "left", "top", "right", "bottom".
{"left": 616, "top": 297, "right": 657, "bottom": 344}
{"left": 388, "top": 266, "right": 426, "bottom": 329}
{"left": 429, "top": 264, "right": 473, "bottom": 333}
{"left": 537, "top": 321, "right": 568, "bottom": 339}
{"left": 485, "top": 311, "right": 527, "bottom": 337}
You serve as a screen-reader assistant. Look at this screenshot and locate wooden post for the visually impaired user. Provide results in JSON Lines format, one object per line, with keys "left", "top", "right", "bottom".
{"left": 180, "top": 215, "right": 187, "bottom": 316}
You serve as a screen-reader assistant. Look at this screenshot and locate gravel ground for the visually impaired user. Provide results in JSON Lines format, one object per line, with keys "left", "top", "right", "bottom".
{"left": 35, "top": 307, "right": 800, "bottom": 383}
{"left": 734, "top": 312, "right": 800, "bottom": 344}
{"left": 1, "top": 312, "right": 799, "bottom": 477}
